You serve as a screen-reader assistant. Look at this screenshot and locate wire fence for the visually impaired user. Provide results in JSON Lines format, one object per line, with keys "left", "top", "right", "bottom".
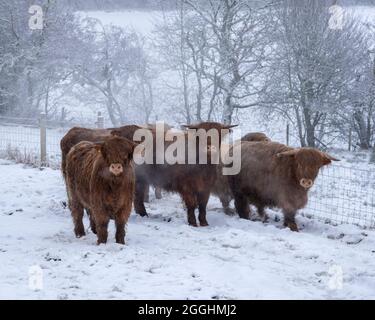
{"left": 0, "top": 113, "right": 100, "bottom": 168}
{"left": 304, "top": 164, "right": 375, "bottom": 229}
{"left": 0, "top": 114, "right": 374, "bottom": 229}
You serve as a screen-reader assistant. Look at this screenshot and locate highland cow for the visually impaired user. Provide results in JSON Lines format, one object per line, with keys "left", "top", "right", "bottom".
{"left": 134, "top": 122, "right": 237, "bottom": 227}
{"left": 60, "top": 125, "right": 141, "bottom": 181}
{"left": 227, "top": 141, "right": 339, "bottom": 231}
{"left": 212, "top": 132, "right": 271, "bottom": 215}
{"left": 65, "top": 135, "right": 137, "bottom": 244}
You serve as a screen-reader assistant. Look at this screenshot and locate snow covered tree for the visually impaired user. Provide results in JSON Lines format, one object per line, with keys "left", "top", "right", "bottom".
{"left": 262, "top": 0, "right": 370, "bottom": 148}
{"left": 71, "top": 19, "right": 147, "bottom": 125}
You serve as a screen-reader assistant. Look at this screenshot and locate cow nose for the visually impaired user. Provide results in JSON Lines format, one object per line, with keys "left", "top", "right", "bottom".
{"left": 109, "top": 163, "right": 123, "bottom": 176}
{"left": 300, "top": 178, "right": 313, "bottom": 189}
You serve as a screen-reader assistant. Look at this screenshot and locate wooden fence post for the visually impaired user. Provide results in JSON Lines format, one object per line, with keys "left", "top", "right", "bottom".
{"left": 96, "top": 112, "right": 104, "bottom": 129}
{"left": 286, "top": 123, "right": 290, "bottom": 146}
{"left": 39, "top": 112, "right": 47, "bottom": 166}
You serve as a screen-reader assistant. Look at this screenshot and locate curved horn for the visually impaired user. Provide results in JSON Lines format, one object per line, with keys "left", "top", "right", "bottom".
{"left": 223, "top": 124, "right": 239, "bottom": 129}
{"left": 320, "top": 151, "right": 340, "bottom": 162}
{"left": 276, "top": 149, "right": 299, "bottom": 158}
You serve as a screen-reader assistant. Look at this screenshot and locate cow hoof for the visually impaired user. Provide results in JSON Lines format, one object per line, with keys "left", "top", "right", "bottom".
{"left": 200, "top": 221, "right": 209, "bottom": 227}
{"left": 75, "top": 229, "right": 86, "bottom": 238}
{"left": 286, "top": 222, "right": 299, "bottom": 232}
{"left": 137, "top": 212, "right": 149, "bottom": 218}
{"left": 262, "top": 214, "right": 269, "bottom": 223}
{"left": 188, "top": 222, "right": 198, "bottom": 227}
{"left": 75, "top": 233, "right": 86, "bottom": 238}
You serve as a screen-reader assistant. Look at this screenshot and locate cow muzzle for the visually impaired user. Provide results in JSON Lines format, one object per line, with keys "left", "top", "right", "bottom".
{"left": 109, "top": 163, "right": 123, "bottom": 176}
{"left": 300, "top": 178, "right": 313, "bottom": 189}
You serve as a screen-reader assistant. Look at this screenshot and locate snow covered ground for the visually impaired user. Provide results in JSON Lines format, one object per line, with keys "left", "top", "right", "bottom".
{"left": 1, "top": 159, "right": 375, "bottom": 300}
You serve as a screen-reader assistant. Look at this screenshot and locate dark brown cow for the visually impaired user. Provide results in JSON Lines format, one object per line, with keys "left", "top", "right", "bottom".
{"left": 212, "top": 132, "right": 271, "bottom": 215}
{"left": 65, "top": 135, "right": 137, "bottom": 244}
{"left": 134, "top": 122, "right": 237, "bottom": 227}
{"left": 227, "top": 141, "right": 339, "bottom": 231}
{"left": 60, "top": 125, "right": 141, "bottom": 181}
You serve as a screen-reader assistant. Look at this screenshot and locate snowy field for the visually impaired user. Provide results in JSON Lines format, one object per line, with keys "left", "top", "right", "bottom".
{"left": 0, "top": 158, "right": 375, "bottom": 300}
{"left": 1, "top": 6, "right": 375, "bottom": 300}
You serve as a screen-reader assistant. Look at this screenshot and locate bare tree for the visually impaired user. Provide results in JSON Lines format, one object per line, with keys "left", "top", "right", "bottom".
{"left": 72, "top": 19, "right": 146, "bottom": 125}
{"left": 263, "top": 0, "right": 370, "bottom": 148}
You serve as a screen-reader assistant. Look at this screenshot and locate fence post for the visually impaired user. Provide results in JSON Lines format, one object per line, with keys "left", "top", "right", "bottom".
{"left": 286, "top": 123, "right": 290, "bottom": 146}
{"left": 96, "top": 112, "right": 104, "bottom": 129}
{"left": 39, "top": 112, "right": 47, "bottom": 166}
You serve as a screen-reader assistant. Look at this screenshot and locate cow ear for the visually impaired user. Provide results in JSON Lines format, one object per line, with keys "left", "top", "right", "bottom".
{"left": 320, "top": 152, "right": 340, "bottom": 166}
{"left": 94, "top": 143, "right": 103, "bottom": 153}
{"left": 276, "top": 149, "right": 299, "bottom": 158}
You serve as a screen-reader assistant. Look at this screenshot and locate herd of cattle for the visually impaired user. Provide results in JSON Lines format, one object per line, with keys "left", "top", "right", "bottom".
{"left": 60, "top": 122, "right": 339, "bottom": 245}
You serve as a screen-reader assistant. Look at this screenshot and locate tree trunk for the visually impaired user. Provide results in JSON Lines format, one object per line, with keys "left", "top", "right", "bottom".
{"left": 354, "top": 110, "right": 370, "bottom": 149}
{"left": 221, "top": 93, "right": 233, "bottom": 125}
{"left": 303, "top": 107, "right": 316, "bottom": 148}
{"left": 106, "top": 78, "right": 118, "bottom": 126}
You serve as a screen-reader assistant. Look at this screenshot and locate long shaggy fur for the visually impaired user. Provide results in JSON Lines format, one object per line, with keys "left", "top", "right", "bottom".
{"left": 65, "top": 136, "right": 136, "bottom": 245}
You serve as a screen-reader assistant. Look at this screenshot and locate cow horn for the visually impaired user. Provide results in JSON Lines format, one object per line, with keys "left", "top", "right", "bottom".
{"left": 223, "top": 124, "right": 239, "bottom": 129}
{"left": 276, "top": 149, "right": 299, "bottom": 158}
{"left": 320, "top": 151, "right": 340, "bottom": 162}
{"left": 138, "top": 124, "right": 153, "bottom": 130}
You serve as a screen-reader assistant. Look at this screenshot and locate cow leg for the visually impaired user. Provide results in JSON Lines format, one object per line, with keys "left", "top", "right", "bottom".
{"left": 197, "top": 191, "right": 210, "bottom": 227}
{"left": 283, "top": 210, "right": 299, "bottom": 232}
{"left": 134, "top": 180, "right": 149, "bottom": 217}
{"left": 95, "top": 213, "right": 110, "bottom": 245}
{"left": 155, "top": 186, "right": 163, "bottom": 199}
{"left": 257, "top": 205, "right": 269, "bottom": 223}
{"left": 114, "top": 214, "right": 127, "bottom": 245}
{"left": 233, "top": 193, "right": 250, "bottom": 220}
{"left": 219, "top": 194, "right": 235, "bottom": 216}
{"left": 144, "top": 183, "right": 150, "bottom": 203}
{"left": 86, "top": 209, "right": 97, "bottom": 234}
{"left": 70, "top": 199, "right": 85, "bottom": 238}
{"left": 181, "top": 192, "right": 198, "bottom": 227}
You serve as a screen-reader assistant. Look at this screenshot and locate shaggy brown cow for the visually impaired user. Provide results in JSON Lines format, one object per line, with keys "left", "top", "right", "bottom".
{"left": 60, "top": 125, "right": 141, "bottom": 181}
{"left": 227, "top": 141, "right": 339, "bottom": 231}
{"left": 134, "top": 122, "right": 237, "bottom": 226}
{"left": 65, "top": 135, "right": 137, "bottom": 244}
{"left": 212, "top": 132, "right": 271, "bottom": 215}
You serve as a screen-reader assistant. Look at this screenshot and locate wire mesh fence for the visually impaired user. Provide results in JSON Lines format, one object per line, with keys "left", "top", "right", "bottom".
{"left": 304, "top": 164, "right": 375, "bottom": 229}
{"left": 0, "top": 114, "right": 374, "bottom": 229}
{"left": 0, "top": 114, "right": 99, "bottom": 167}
